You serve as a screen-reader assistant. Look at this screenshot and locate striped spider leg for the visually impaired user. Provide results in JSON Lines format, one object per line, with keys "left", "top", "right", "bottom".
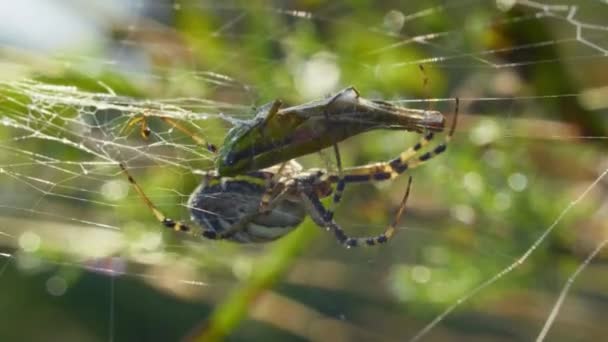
{"left": 123, "top": 110, "right": 218, "bottom": 153}
{"left": 328, "top": 98, "right": 459, "bottom": 185}
{"left": 294, "top": 172, "right": 413, "bottom": 247}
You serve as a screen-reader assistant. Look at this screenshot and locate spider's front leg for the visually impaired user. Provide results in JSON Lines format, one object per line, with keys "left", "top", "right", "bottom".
{"left": 123, "top": 111, "right": 218, "bottom": 153}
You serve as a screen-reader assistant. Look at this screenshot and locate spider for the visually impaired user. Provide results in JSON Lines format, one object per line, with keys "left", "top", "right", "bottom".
{"left": 120, "top": 161, "right": 410, "bottom": 246}
{"left": 119, "top": 98, "right": 458, "bottom": 247}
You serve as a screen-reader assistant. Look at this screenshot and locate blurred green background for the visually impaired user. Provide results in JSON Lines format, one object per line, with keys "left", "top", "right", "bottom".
{"left": 1, "top": 0, "right": 607, "bottom": 341}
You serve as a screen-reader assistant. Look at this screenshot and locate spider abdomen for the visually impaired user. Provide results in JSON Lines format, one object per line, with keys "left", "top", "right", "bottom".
{"left": 188, "top": 177, "right": 306, "bottom": 243}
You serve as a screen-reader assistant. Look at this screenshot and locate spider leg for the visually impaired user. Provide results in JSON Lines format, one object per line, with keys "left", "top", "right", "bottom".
{"left": 122, "top": 115, "right": 151, "bottom": 139}
{"left": 324, "top": 98, "right": 459, "bottom": 183}
{"left": 419, "top": 64, "right": 430, "bottom": 110}
{"left": 124, "top": 111, "right": 218, "bottom": 153}
{"left": 260, "top": 99, "right": 283, "bottom": 131}
{"left": 119, "top": 163, "right": 221, "bottom": 240}
{"left": 323, "top": 94, "right": 346, "bottom": 221}
{"left": 302, "top": 176, "right": 412, "bottom": 247}
{"left": 325, "top": 142, "right": 344, "bottom": 221}
{"left": 258, "top": 161, "right": 289, "bottom": 214}
{"left": 160, "top": 116, "right": 218, "bottom": 153}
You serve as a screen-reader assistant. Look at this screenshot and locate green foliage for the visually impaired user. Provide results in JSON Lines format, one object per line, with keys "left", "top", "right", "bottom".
{"left": 0, "top": 1, "right": 606, "bottom": 341}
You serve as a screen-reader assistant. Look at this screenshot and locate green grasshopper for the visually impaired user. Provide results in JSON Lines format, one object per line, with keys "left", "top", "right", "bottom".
{"left": 216, "top": 87, "right": 445, "bottom": 176}
{"left": 126, "top": 87, "right": 446, "bottom": 176}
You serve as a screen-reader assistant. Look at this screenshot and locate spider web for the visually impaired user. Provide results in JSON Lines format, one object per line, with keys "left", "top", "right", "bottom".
{"left": 1, "top": 0, "right": 608, "bottom": 341}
